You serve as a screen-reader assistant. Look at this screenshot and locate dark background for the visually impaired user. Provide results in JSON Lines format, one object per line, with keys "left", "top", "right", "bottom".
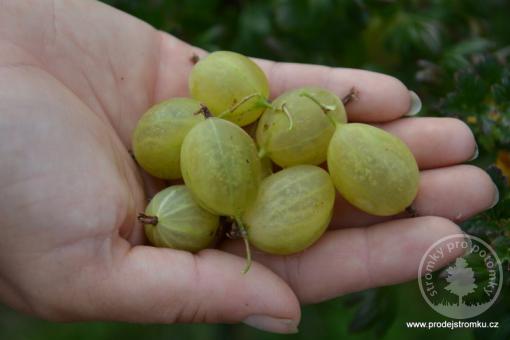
{"left": 1, "top": 0, "right": 509, "bottom": 339}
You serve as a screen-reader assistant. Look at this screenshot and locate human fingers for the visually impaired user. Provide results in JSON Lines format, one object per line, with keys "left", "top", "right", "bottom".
{"left": 331, "top": 165, "right": 498, "bottom": 228}
{"left": 38, "top": 245, "right": 301, "bottom": 334}
{"left": 222, "top": 216, "right": 464, "bottom": 304}
{"left": 255, "top": 58, "right": 417, "bottom": 122}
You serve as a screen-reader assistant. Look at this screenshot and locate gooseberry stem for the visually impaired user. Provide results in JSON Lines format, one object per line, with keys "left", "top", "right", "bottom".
{"left": 190, "top": 53, "right": 200, "bottom": 64}
{"left": 300, "top": 92, "right": 337, "bottom": 113}
{"left": 194, "top": 104, "right": 213, "bottom": 118}
{"left": 342, "top": 87, "right": 359, "bottom": 105}
{"left": 219, "top": 93, "right": 267, "bottom": 118}
{"left": 137, "top": 213, "right": 158, "bottom": 225}
{"left": 257, "top": 98, "right": 273, "bottom": 109}
{"left": 405, "top": 205, "right": 418, "bottom": 217}
{"left": 235, "top": 217, "right": 252, "bottom": 274}
{"left": 280, "top": 103, "right": 294, "bottom": 131}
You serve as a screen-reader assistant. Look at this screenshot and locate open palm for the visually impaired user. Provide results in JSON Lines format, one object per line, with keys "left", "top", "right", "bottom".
{"left": 0, "top": 0, "right": 497, "bottom": 334}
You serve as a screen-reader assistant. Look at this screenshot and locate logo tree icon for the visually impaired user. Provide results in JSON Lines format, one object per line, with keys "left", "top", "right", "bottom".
{"left": 444, "top": 257, "right": 477, "bottom": 306}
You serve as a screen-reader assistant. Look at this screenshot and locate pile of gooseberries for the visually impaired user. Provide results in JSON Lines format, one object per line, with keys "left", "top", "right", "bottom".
{"left": 133, "top": 51, "right": 419, "bottom": 273}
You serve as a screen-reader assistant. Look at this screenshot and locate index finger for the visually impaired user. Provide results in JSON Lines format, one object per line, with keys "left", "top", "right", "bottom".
{"left": 254, "top": 59, "right": 418, "bottom": 122}
{"left": 154, "top": 35, "right": 417, "bottom": 123}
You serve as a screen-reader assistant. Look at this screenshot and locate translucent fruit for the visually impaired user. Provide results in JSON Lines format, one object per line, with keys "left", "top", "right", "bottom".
{"left": 141, "top": 185, "right": 219, "bottom": 252}
{"left": 180, "top": 117, "right": 261, "bottom": 217}
{"left": 132, "top": 98, "right": 205, "bottom": 179}
{"left": 243, "top": 165, "right": 336, "bottom": 255}
{"left": 327, "top": 123, "right": 420, "bottom": 216}
{"left": 189, "top": 51, "right": 270, "bottom": 127}
{"left": 256, "top": 86, "right": 347, "bottom": 167}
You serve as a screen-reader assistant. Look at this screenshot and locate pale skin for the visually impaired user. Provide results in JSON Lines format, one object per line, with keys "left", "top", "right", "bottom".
{"left": 0, "top": 0, "right": 498, "bottom": 334}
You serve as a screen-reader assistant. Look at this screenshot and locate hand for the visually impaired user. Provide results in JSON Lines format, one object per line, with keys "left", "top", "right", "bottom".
{"left": 0, "top": 0, "right": 498, "bottom": 334}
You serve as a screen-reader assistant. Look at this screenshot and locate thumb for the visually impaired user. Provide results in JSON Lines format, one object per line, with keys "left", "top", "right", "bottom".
{"left": 87, "top": 246, "right": 300, "bottom": 334}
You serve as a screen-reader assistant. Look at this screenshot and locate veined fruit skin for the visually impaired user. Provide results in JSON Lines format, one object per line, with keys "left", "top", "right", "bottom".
{"left": 144, "top": 185, "right": 219, "bottom": 252}
{"left": 189, "top": 51, "right": 269, "bottom": 127}
{"left": 132, "top": 98, "right": 204, "bottom": 179}
{"left": 180, "top": 117, "right": 261, "bottom": 217}
{"left": 256, "top": 86, "right": 347, "bottom": 167}
{"left": 243, "top": 165, "right": 335, "bottom": 255}
{"left": 327, "top": 123, "right": 419, "bottom": 216}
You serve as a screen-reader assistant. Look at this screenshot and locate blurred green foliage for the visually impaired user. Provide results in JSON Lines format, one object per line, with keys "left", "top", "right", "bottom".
{"left": 2, "top": 0, "right": 510, "bottom": 339}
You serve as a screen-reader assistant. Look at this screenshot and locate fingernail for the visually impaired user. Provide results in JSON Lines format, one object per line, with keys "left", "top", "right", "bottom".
{"left": 489, "top": 183, "right": 500, "bottom": 209}
{"left": 243, "top": 315, "right": 299, "bottom": 334}
{"left": 405, "top": 91, "right": 422, "bottom": 116}
{"left": 469, "top": 143, "right": 479, "bottom": 161}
